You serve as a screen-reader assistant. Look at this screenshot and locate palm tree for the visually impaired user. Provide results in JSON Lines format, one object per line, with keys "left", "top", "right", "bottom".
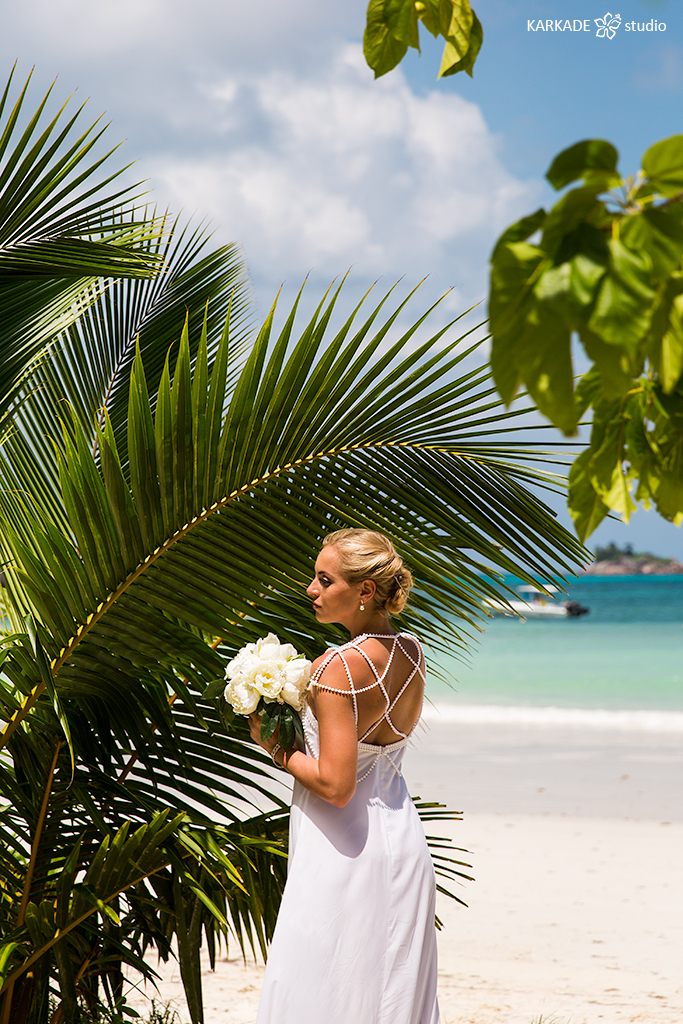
{"left": 0, "top": 68, "right": 588, "bottom": 1023}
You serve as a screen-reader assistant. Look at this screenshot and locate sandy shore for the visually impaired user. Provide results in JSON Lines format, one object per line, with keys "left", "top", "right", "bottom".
{"left": 127, "top": 717, "right": 683, "bottom": 1023}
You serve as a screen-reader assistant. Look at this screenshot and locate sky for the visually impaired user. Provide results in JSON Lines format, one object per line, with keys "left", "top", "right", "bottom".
{"left": 2, "top": 0, "right": 683, "bottom": 559}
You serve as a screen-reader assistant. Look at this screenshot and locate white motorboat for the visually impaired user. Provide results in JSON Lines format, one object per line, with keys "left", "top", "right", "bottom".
{"left": 483, "top": 584, "right": 589, "bottom": 619}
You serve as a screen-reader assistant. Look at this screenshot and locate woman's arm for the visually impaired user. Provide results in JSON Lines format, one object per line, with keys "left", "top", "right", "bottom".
{"left": 248, "top": 653, "right": 358, "bottom": 808}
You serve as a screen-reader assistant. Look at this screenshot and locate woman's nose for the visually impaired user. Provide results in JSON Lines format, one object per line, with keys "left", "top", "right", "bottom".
{"left": 306, "top": 578, "right": 317, "bottom": 596}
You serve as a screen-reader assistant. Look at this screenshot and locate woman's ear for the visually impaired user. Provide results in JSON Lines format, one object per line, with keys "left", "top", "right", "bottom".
{"left": 360, "top": 579, "right": 376, "bottom": 604}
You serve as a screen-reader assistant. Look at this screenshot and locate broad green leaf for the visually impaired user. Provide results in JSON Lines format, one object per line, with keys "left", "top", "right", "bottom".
{"left": 599, "top": 461, "right": 637, "bottom": 519}
{"left": 569, "top": 251, "right": 607, "bottom": 308}
{"left": 383, "top": 0, "right": 420, "bottom": 47}
{"left": 574, "top": 366, "right": 603, "bottom": 420}
{"left": 440, "top": 9, "right": 483, "bottom": 78}
{"left": 653, "top": 469, "right": 683, "bottom": 523}
{"left": 278, "top": 706, "right": 295, "bottom": 751}
{"left": 201, "top": 678, "right": 227, "bottom": 700}
{"left": 363, "top": 0, "right": 483, "bottom": 79}
{"left": 620, "top": 208, "right": 683, "bottom": 280}
{"left": 567, "top": 449, "right": 611, "bottom": 541}
{"left": 642, "top": 134, "right": 683, "bottom": 197}
{"left": 490, "top": 208, "right": 546, "bottom": 259}
{"left": 514, "top": 305, "right": 577, "bottom": 435}
{"left": 363, "top": 0, "right": 410, "bottom": 78}
{"left": 659, "top": 293, "right": 683, "bottom": 393}
{"left": 588, "top": 239, "right": 656, "bottom": 349}
{"left": 260, "top": 702, "right": 280, "bottom": 742}
{"left": 419, "top": 0, "right": 450, "bottom": 37}
{"left": 489, "top": 241, "right": 547, "bottom": 404}
{"left": 444, "top": 0, "right": 474, "bottom": 49}
{"left": 581, "top": 327, "right": 636, "bottom": 399}
{"left": 546, "top": 139, "right": 619, "bottom": 191}
{"left": 540, "top": 184, "right": 608, "bottom": 263}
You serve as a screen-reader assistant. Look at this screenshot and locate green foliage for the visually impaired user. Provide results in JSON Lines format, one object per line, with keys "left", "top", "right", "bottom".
{"left": 0, "top": 65, "right": 163, "bottom": 437}
{"left": 593, "top": 541, "right": 634, "bottom": 561}
{"left": 363, "top": 0, "right": 483, "bottom": 79}
{"left": 489, "top": 134, "right": 683, "bottom": 539}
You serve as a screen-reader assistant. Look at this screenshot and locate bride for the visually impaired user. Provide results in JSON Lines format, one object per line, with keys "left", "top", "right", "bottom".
{"left": 251, "top": 528, "right": 440, "bottom": 1024}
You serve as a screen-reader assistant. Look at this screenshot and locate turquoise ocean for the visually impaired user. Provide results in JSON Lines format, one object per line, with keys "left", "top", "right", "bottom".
{"left": 427, "top": 575, "right": 683, "bottom": 720}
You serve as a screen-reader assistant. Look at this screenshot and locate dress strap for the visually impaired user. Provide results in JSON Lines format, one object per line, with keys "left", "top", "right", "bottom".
{"left": 311, "top": 633, "right": 425, "bottom": 739}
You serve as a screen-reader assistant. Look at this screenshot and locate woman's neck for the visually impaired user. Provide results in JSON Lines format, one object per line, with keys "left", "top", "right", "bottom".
{"left": 349, "top": 612, "right": 394, "bottom": 639}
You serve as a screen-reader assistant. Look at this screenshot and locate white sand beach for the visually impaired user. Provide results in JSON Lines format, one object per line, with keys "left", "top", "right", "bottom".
{"left": 128, "top": 716, "right": 683, "bottom": 1024}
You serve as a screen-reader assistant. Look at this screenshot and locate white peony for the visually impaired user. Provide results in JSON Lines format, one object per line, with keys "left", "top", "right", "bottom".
{"left": 224, "top": 678, "right": 260, "bottom": 715}
{"left": 223, "top": 634, "right": 312, "bottom": 717}
{"left": 281, "top": 659, "right": 311, "bottom": 710}
{"left": 248, "top": 660, "right": 285, "bottom": 701}
{"left": 226, "top": 644, "right": 259, "bottom": 679}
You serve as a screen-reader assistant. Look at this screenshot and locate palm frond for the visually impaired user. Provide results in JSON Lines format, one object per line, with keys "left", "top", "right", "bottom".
{"left": 0, "top": 65, "right": 167, "bottom": 432}
{"left": 0, "top": 214, "right": 252, "bottom": 591}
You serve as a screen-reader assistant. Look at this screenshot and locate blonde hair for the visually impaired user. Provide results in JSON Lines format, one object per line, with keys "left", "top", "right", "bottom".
{"left": 322, "top": 529, "right": 413, "bottom": 615}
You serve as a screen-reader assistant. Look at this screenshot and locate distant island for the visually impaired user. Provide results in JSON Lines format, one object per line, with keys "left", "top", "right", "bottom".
{"left": 583, "top": 542, "right": 683, "bottom": 576}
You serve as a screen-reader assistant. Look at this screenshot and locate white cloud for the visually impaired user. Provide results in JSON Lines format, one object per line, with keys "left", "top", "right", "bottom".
{"left": 1, "top": 3, "right": 543, "bottom": 313}
{"left": 145, "top": 46, "right": 543, "bottom": 308}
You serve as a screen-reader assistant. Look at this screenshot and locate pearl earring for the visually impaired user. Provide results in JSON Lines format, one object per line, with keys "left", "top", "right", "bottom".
{"left": 359, "top": 600, "right": 365, "bottom": 611}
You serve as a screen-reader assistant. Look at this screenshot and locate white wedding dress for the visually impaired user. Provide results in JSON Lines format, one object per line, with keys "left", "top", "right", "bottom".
{"left": 256, "top": 632, "right": 440, "bottom": 1024}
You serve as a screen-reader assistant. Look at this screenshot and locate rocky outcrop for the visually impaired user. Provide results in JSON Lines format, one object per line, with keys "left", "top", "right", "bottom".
{"left": 583, "top": 556, "right": 683, "bottom": 575}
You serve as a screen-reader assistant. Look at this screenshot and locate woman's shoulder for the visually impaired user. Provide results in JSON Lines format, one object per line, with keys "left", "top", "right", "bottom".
{"left": 310, "top": 641, "right": 374, "bottom": 692}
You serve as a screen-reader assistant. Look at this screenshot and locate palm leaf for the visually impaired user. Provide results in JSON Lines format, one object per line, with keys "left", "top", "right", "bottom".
{"left": 0, "top": 65, "right": 166, "bottom": 433}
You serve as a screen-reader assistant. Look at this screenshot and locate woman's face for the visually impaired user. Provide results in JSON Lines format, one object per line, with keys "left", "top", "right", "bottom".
{"left": 307, "top": 546, "right": 361, "bottom": 624}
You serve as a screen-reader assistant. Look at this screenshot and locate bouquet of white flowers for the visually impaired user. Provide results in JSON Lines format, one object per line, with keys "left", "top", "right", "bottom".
{"left": 223, "top": 633, "right": 311, "bottom": 750}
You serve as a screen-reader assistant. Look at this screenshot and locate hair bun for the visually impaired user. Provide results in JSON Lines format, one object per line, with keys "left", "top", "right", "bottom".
{"left": 323, "top": 529, "right": 413, "bottom": 615}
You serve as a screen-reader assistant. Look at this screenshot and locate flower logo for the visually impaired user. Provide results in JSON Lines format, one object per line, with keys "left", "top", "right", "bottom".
{"left": 595, "top": 12, "right": 621, "bottom": 38}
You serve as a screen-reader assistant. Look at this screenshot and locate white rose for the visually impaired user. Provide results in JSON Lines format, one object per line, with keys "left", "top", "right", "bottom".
{"left": 281, "top": 658, "right": 311, "bottom": 710}
{"left": 248, "top": 660, "right": 285, "bottom": 701}
{"left": 224, "top": 679, "right": 260, "bottom": 715}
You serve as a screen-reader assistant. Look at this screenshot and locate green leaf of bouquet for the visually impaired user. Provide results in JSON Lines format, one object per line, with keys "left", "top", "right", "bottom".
{"left": 279, "top": 707, "right": 295, "bottom": 751}
{"left": 642, "top": 134, "right": 683, "bottom": 197}
{"left": 546, "top": 139, "right": 619, "bottom": 191}
{"left": 201, "top": 677, "right": 226, "bottom": 700}
{"left": 260, "top": 702, "right": 281, "bottom": 741}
